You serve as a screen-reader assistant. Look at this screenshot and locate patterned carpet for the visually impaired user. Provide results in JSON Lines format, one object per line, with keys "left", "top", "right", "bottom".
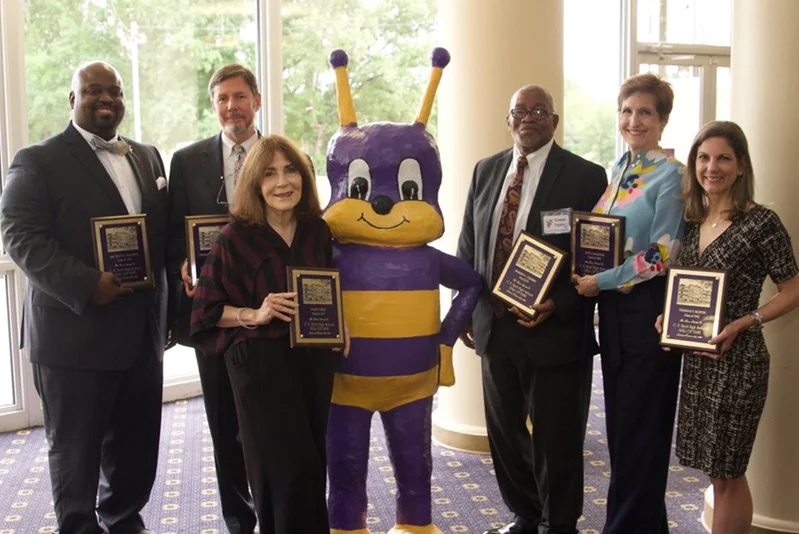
{"left": 0, "top": 356, "right": 709, "bottom": 533}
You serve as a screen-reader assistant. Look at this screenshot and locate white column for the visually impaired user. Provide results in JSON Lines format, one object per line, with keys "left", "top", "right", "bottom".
{"left": 710, "top": 2, "right": 799, "bottom": 532}
{"left": 432, "top": 0, "right": 564, "bottom": 452}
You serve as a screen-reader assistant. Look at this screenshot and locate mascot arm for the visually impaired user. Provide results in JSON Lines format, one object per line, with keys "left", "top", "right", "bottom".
{"left": 436, "top": 249, "right": 481, "bottom": 344}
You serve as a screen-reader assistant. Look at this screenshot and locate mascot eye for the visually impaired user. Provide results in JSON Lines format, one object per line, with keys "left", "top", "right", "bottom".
{"left": 350, "top": 177, "right": 369, "bottom": 200}
{"left": 348, "top": 158, "right": 371, "bottom": 200}
{"left": 397, "top": 158, "right": 423, "bottom": 201}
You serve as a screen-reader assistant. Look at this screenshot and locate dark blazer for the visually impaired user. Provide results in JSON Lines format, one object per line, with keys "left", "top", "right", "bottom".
{"left": 166, "top": 133, "right": 228, "bottom": 346}
{"left": 457, "top": 142, "right": 607, "bottom": 366}
{"left": 0, "top": 122, "right": 169, "bottom": 370}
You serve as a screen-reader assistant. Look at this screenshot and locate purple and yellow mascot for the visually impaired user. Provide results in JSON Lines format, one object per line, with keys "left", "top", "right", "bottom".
{"left": 324, "top": 48, "right": 481, "bottom": 534}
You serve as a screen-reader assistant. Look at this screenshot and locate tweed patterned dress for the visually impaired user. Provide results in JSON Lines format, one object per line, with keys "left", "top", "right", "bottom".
{"left": 676, "top": 206, "right": 798, "bottom": 478}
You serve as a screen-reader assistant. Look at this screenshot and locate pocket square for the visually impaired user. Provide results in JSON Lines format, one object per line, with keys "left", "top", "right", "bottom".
{"left": 156, "top": 176, "right": 167, "bottom": 190}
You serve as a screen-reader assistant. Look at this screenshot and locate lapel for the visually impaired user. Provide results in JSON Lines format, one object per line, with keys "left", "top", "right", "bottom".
{"left": 479, "top": 149, "right": 514, "bottom": 266}
{"left": 122, "top": 138, "right": 157, "bottom": 214}
{"left": 526, "top": 142, "right": 565, "bottom": 235}
{"left": 62, "top": 123, "right": 128, "bottom": 214}
{"left": 204, "top": 133, "right": 226, "bottom": 204}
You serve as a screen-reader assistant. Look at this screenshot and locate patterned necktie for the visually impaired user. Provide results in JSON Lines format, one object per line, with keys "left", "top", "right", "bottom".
{"left": 93, "top": 136, "right": 130, "bottom": 156}
{"left": 490, "top": 155, "right": 528, "bottom": 316}
{"left": 232, "top": 144, "right": 246, "bottom": 185}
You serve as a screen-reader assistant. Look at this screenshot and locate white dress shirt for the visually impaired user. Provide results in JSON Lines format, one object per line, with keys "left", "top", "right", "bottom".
{"left": 487, "top": 138, "right": 554, "bottom": 282}
{"left": 73, "top": 122, "right": 141, "bottom": 215}
{"left": 220, "top": 131, "right": 259, "bottom": 207}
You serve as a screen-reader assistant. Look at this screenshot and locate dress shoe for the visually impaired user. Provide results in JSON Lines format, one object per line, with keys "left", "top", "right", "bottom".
{"left": 482, "top": 521, "right": 537, "bottom": 534}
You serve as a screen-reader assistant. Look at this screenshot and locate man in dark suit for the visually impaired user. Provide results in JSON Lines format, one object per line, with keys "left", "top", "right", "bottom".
{"left": 457, "top": 85, "right": 607, "bottom": 534}
{"left": 0, "top": 61, "right": 168, "bottom": 534}
{"left": 166, "top": 64, "right": 259, "bottom": 534}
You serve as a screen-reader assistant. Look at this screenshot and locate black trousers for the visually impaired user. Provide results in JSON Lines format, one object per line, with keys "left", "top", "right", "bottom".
{"left": 225, "top": 338, "right": 335, "bottom": 534}
{"left": 598, "top": 278, "right": 682, "bottom": 534}
{"left": 195, "top": 348, "right": 256, "bottom": 534}
{"left": 482, "top": 317, "right": 592, "bottom": 534}
{"left": 32, "top": 344, "right": 162, "bottom": 534}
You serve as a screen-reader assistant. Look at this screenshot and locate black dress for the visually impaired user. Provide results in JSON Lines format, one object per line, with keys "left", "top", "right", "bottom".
{"left": 676, "top": 206, "right": 798, "bottom": 479}
{"left": 192, "top": 217, "right": 336, "bottom": 534}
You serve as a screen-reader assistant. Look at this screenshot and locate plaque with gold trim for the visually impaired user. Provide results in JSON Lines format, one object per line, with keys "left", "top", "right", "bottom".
{"left": 287, "top": 266, "right": 345, "bottom": 349}
{"left": 660, "top": 266, "right": 728, "bottom": 353}
{"left": 571, "top": 211, "right": 625, "bottom": 276}
{"left": 91, "top": 214, "right": 153, "bottom": 289}
{"left": 491, "top": 232, "right": 566, "bottom": 320}
{"left": 185, "top": 215, "right": 230, "bottom": 285}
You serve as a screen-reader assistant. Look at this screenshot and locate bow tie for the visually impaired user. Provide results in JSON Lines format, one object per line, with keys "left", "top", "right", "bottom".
{"left": 93, "top": 136, "right": 131, "bottom": 156}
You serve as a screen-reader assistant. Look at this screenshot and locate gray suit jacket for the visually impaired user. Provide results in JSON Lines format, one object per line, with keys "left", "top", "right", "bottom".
{"left": 0, "top": 122, "right": 169, "bottom": 370}
{"left": 166, "top": 133, "right": 228, "bottom": 345}
{"left": 456, "top": 143, "right": 607, "bottom": 365}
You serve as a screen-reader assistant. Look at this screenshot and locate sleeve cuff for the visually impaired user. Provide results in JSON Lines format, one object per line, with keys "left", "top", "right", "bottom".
{"left": 595, "top": 271, "right": 614, "bottom": 291}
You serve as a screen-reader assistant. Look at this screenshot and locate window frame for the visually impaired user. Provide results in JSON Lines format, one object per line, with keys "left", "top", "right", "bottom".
{"left": 620, "top": 0, "right": 732, "bottom": 159}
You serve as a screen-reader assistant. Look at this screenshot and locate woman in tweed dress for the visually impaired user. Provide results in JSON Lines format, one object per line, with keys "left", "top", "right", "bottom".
{"left": 657, "top": 121, "right": 799, "bottom": 533}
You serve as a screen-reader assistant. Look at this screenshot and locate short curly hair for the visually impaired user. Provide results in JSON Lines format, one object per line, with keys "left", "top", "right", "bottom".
{"left": 617, "top": 73, "right": 674, "bottom": 118}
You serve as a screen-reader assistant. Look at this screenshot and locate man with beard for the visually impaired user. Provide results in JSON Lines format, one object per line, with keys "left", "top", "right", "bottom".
{"left": 166, "top": 63, "right": 261, "bottom": 534}
{"left": 457, "top": 85, "right": 606, "bottom": 534}
{"left": 0, "top": 61, "right": 168, "bottom": 534}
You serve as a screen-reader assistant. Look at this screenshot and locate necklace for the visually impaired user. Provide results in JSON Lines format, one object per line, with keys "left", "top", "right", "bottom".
{"left": 709, "top": 215, "right": 724, "bottom": 228}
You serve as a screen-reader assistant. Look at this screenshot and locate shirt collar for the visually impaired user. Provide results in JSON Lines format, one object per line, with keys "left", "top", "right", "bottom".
{"left": 220, "top": 130, "right": 259, "bottom": 157}
{"left": 617, "top": 146, "right": 667, "bottom": 167}
{"left": 513, "top": 137, "right": 555, "bottom": 172}
{"left": 72, "top": 121, "right": 120, "bottom": 149}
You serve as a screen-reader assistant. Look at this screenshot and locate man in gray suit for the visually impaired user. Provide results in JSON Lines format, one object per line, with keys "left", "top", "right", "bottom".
{"left": 0, "top": 61, "right": 168, "bottom": 534}
{"left": 457, "top": 85, "right": 607, "bottom": 534}
{"left": 165, "top": 63, "right": 260, "bottom": 534}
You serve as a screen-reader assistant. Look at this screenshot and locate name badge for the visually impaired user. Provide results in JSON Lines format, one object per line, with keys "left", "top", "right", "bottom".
{"left": 541, "top": 208, "right": 573, "bottom": 235}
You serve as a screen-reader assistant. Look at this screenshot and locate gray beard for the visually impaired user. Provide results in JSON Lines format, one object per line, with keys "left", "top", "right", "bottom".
{"left": 224, "top": 123, "right": 255, "bottom": 138}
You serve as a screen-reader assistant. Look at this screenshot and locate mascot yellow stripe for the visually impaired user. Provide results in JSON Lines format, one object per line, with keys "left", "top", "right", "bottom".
{"left": 343, "top": 290, "right": 440, "bottom": 338}
{"left": 332, "top": 367, "right": 440, "bottom": 412}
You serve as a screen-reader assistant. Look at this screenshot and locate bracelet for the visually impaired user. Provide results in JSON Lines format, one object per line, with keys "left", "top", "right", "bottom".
{"left": 236, "top": 307, "right": 257, "bottom": 330}
{"left": 749, "top": 310, "right": 763, "bottom": 331}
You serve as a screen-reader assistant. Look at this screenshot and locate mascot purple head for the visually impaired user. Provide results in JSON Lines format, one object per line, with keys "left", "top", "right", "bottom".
{"left": 324, "top": 48, "right": 451, "bottom": 247}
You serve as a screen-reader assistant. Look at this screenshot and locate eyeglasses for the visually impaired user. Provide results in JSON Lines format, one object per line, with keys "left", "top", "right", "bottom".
{"left": 216, "top": 175, "right": 234, "bottom": 206}
{"left": 508, "top": 108, "right": 555, "bottom": 121}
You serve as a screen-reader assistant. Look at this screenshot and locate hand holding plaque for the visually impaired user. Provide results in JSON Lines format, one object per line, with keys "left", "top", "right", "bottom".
{"left": 287, "top": 266, "right": 345, "bottom": 348}
{"left": 91, "top": 214, "right": 153, "bottom": 289}
{"left": 491, "top": 232, "right": 566, "bottom": 320}
{"left": 660, "top": 267, "right": 728, "bottom": 353}
{"left": 571, "top": 212, "right": 625, "bottom": 276}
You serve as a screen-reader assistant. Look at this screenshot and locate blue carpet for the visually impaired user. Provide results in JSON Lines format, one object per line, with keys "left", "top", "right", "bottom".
{"left": 0, "top": 356, "right": 708, "bottom": 533}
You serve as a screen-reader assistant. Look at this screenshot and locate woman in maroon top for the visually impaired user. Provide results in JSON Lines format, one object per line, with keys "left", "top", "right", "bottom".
{"left": 191, "top": 135, "right": 345, "bottom": 534}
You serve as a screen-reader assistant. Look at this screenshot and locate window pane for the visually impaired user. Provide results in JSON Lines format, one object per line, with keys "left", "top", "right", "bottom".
{"left": 23, "top": 0, "right": 257, "bottom": 382}
{"left": 639, "top": 63, "right": 701, "bottom": 163}
{"left": 24, "top": 0, "right": 257, "bottom": 168}
{"left": 0, "top": 275, "right": 15, "bottom": 408}
{"left": 281, "top": 0, "right": 438, "bottom": 205}
{"left": 715, "top": 66, "right": 731, "bottom": 121}
{"left": 637, "top": 0, "right": 732, "bottom": 46}
{"left": 564, "top": 0, "right": 621, "bottom": 172}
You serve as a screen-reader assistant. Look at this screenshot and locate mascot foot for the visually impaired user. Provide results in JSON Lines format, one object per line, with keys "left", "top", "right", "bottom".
{"left": 388, "top": 524, "right": 444, "bottom": 534}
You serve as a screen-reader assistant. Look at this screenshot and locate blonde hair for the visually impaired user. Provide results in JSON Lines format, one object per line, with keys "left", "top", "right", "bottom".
{"left": 682, "top": 121, "right": 756, "bottom": 223}
{"left": 231, "top": 135, "right": 321, "bottom": 226}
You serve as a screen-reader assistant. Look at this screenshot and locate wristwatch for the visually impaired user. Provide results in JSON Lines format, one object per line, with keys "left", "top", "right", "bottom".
{"left": 749, "top": 310, "right": 763, "bottom": 331}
